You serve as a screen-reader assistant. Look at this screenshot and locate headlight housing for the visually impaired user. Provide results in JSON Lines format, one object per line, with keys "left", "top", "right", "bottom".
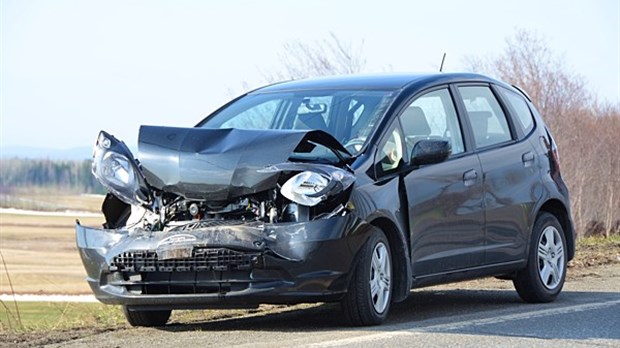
{"left": 281, "top": 171, "right": 330, "bottom": 206}
{"left": 262, "top": 163, "right": 355, "bottom": 207}
{"left": 92, "top": 131, "right": 151, "bottom": 206}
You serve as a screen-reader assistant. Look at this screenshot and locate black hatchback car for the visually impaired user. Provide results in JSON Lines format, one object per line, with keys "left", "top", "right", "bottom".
{"left": 77, "top": 73, "right": 574, "bottom": 327}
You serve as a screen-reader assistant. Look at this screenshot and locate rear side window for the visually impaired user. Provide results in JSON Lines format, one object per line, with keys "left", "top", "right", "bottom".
{"left": 498, "top": 87, "right": 535, "bottom": 136}
{"left": 458, "top": 86, "right": 512, "bottom": 148}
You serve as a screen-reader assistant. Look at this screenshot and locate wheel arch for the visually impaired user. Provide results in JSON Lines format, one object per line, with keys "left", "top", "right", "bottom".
{"left": 368, "top": 216, "right": 412, "bottom": 303}
{"left": 537, "top": 199, "right": 575, "bottom": 260}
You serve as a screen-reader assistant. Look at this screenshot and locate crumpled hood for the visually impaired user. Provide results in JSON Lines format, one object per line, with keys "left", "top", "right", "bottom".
{"left": 138, "top": 126, "right": 349, "bottom": 201}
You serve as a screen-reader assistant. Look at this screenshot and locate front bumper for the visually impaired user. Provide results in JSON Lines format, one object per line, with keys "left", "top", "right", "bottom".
{"left": 76, "top": 215, "right": 374, "bottom": 309}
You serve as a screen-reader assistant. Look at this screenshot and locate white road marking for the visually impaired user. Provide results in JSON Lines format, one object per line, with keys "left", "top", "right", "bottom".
{"left": 80, "top": 194, "right": 106, "bottom": 198}
{"left": 0, "top": 294, "right": 98, "bottom": 303}
{"left": 0, "top": 207, "right": 102, "bottom": 217}
{"left": 305, "top": 299, "right": 620, "bottom": 348}
{"left": 305, "top": 331, "right": 417, "bottom": 348}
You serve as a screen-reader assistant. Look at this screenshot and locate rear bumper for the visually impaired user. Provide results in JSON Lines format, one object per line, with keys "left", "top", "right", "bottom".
{"left": 76, "top": 215, "right": 374, "bottom": 309}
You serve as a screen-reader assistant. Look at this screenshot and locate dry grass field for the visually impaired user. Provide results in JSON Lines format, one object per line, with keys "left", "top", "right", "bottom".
{"left": 0, "top": 188, "right": 103, "bottom": 213}
{"left": 0, "top": 211, "right": 104, "bottom": 294}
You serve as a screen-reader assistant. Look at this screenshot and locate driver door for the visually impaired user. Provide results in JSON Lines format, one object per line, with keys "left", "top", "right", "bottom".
{"left": 401, "top": 88, "right": 486, "bottom": 276}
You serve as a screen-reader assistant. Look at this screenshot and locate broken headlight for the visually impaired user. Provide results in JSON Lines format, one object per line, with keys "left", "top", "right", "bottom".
{"left": 281, "top": 171, "right": 329, "bottom": 206}
{"left": 262, "top": 163, "right": 355, "bottom": 207}
{"left": 92, "top": 131, "right": 151, "bottom": 206}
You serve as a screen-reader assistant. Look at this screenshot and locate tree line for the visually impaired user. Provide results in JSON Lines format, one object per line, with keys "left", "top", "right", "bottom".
{"left": 0, "top": 158, "right": 104, "bottom": 194}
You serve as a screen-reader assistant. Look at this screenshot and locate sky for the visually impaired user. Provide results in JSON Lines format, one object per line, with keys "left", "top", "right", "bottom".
{"left": 1, "top": 0, "right": 619, "bottom": 151}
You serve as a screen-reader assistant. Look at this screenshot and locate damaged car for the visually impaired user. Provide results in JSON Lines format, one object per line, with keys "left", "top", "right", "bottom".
{"left": 77, "top": 73, "right": 575, "bottom": 327}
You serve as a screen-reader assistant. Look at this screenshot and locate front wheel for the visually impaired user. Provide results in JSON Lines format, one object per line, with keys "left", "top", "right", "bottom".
{"left": 513, "top": 212, "right": 567, "bottom": 303}
{"left": 122, "top": 306, "right": 171, "bottom": 327}
{"left": 342, "top": 229, "right": 392, "bottom": 326}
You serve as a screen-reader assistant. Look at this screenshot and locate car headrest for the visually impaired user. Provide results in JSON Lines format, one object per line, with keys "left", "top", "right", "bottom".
{"left": 401, "top": 106, "right": 431, "bottom": 136}
{"left": 468, "top": 111, "right": 491, "bottom": 135}
{"left": 295, "top": 113, "right": 328, "bottom": 132}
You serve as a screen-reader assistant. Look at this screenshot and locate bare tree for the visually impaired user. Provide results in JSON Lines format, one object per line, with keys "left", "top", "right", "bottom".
{"left": 464, "top": 29, "right": 589, "bottom": 122}
{"left": 464, "top": 29, "right": 620, "bottom": 238}
{"left": 264, "top": 32, "right": 366, "bottom": 82}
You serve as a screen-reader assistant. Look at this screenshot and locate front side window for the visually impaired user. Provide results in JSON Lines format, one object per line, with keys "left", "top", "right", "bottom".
{"left": 220, "top": 99, "right": 281, "bottom": 129}
{"left": 498, "top": 87, "right": 535, "bottom": 136}
{"left": 399, "top": 89, "right": 465, "bottom": 157}
{"left": 378, "top": 123, "right": 404, "bottom": 173}
{"left": 458, "top": 86, "right": 512, "bottom": 148}
{"left": 199, "top": 90, "right": 396, "bottom": 157}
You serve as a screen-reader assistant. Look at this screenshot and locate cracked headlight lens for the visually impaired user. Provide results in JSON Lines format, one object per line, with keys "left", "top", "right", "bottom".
{"left": 92, "top": 131, "right": 150, "bottom": 206}
{"left": 281, "top": 171, "right": 330, "bottom": 206}
{"left": 260, "top": 163, "right": 356, "bottom": 208}
{"left": 101, "top": 152, "right": 135, "bottom": 187}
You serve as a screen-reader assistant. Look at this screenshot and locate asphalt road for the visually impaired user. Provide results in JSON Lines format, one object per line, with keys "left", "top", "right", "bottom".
{"left": 47, "top": 264, "right": 620, "bottom": 348}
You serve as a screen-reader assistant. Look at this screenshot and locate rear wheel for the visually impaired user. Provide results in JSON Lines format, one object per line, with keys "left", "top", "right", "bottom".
{"left": 513, "top": 212, "right": 567, "bottom": 303}
{"left": 342, "top": 229, "right": 392, "bottom": 326}
{"left": 122, "top": 306, "right": 171, "bottom": 327}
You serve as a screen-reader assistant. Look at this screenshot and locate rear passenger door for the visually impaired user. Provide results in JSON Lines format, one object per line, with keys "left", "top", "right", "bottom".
{"left": 455, "top": 85, "right": 538, "bottom": 265}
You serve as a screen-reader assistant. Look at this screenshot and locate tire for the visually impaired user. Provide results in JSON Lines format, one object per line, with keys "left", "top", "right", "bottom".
{"left": 122, "top": 306, "right": 171, "bottom": 327}
{"left": 513, "top": 212, "right": 567, "bottom": 303}
{"left": 342, "top": 229, "right": 392, "bottom": 326}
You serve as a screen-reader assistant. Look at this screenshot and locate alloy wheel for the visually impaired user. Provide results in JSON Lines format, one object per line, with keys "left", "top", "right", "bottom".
{"left": 537, "top": 226, "right": 565, "bottom": 290}
{"left": 369, "top": 242, "right": 391, "bottom": 314}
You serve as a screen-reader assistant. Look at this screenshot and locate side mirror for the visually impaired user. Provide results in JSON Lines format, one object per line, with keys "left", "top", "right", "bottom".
{"left": 411, "top": 139, "right": 451, "bottom": 166}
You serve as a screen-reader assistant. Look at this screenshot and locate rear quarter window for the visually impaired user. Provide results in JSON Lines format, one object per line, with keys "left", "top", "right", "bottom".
{"left": 498, "top": 87, "right": 535, "bottom": 136}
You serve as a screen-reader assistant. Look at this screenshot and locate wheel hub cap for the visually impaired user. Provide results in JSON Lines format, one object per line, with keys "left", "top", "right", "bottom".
{"left": 369, "top": 242, "right": 391, "bottom": 314}
{"left": 537, "top": 226, "right": 565, "bottom": 290}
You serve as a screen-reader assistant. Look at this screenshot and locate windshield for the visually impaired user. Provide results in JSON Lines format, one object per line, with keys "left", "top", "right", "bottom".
{"left": 198, "top": 90, "right": 395, "bottom": 156}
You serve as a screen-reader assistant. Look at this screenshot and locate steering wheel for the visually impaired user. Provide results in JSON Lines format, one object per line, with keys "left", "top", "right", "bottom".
{"left": 344, "top": 138, "right": 366, "bottom": 154}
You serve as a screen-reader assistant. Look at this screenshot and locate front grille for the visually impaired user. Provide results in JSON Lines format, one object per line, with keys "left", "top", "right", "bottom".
{"left": 110, "top": 248, "right": 261, "bottom": 273}
{"left": 107, "top": 270, "right": 257, "bottom": 295}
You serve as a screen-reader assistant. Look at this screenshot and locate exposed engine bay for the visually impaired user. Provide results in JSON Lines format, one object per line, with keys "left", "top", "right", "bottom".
{"left": 105, "top": 171, "right": 351, "bottom": 233}
{"left": 93, "top": 126, "right": 356, "bottom": 232}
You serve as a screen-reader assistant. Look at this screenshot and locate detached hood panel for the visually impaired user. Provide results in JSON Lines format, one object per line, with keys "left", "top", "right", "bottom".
{"left": 138, "top": 126, "right": 349, "bottom": 201}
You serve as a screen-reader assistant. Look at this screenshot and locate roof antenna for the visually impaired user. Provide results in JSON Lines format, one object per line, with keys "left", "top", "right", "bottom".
{"left": 439, "top": 53, "right": 447, "bottom": 72}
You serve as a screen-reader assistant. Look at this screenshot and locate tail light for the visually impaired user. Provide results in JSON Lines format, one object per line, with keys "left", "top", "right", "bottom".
{"left": 541, "top": 128, "right": 561, "bottom": 174}
{"left": 551, "top": 146, "right": 561, "bottom": 173}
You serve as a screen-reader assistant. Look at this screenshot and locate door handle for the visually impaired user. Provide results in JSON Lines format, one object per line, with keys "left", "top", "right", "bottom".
{"left": 463, "top": 169, "right": 478, "bottom": 187}
{"left": 522, "top": 152, "right": 535, "bottom": 167}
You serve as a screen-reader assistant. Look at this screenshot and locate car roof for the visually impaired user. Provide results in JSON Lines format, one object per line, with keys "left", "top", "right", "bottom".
{"left": 252, "top": 72, "right": 504, "bottom": 93}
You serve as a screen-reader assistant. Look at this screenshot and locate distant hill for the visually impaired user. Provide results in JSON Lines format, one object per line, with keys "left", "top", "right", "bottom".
{"left": 1, "top": 146, "right": 93, "bottom": 161}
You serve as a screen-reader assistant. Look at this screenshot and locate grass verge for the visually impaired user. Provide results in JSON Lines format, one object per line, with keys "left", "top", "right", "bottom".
{"left": 570, "top": 234, "right": 620, "bottom": 268}
{"left": 0, "top": 301, "right": 315, "bottom": 347}
{"left": 0, "top": 301, "right": 125, "bottom": 333}
{"left": 0, "top": 302, "right": 126, "bottom": 347}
